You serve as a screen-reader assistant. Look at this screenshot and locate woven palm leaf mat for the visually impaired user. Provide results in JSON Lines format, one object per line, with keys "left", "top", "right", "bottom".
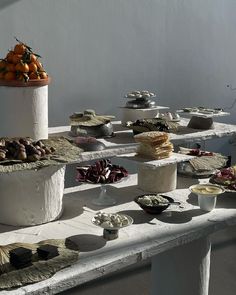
{"left": 0, "top": 137, "right": 83, "bottom": 173}
{"left": 0, "top": 239, "right": 79, "bottom": 289}
{"left": 178, "top": 154, "right": 228, "bottom": 177}
{"left": 189, "top": 155, "right": 228, "bottom": 171}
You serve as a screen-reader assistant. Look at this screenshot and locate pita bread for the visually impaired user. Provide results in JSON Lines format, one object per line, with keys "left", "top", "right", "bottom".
{"left": 137, "top": 143, "right": 173, "bottom": 159}
{"left": 134, "top": 131, "right": 169, "bottom": 145}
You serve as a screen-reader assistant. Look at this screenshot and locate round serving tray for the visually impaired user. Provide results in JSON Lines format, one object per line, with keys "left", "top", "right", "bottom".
{"left": 209, "top": 176, "right": 236, "bottom": 193}
{"left": 0, "top": 77, "right": 51, "bottom": 87}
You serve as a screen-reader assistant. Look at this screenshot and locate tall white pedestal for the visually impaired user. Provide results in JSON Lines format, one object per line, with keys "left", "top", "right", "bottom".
{"left": 121, "top": 106, "right": 169, "bottom": 125}
{"left": 0, "top": 85, "right": 49, "bottom": 140}
{"left": 151, "top": 237, "right": 211, "bottom": 295}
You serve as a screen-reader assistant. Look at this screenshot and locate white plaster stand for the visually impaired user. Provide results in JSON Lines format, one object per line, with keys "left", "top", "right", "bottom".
{"left": 0, "top": 165, "right": 66, "bottom": 226}
{"left": 0, "top": 84, "right": 49, "bottom": 140}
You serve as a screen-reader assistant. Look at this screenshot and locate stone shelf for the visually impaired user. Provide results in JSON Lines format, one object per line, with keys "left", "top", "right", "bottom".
{"left": 48, "top": 119, "right": 236, "bottom": 163}
{"left": 116, "top": 152, "right": 194, "bottom": 168}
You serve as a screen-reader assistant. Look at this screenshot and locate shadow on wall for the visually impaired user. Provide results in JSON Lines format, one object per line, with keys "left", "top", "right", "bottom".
{"left": 0, "top": 0, "right": 21, "bottom": 10}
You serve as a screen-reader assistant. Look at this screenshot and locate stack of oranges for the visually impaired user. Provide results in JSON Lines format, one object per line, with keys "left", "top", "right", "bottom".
{"left": 0, "top": 39, "right": 48, "bottom": 82}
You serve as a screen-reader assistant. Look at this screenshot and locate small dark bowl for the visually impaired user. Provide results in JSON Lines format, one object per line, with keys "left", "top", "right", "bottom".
{"left": 134, "top": 194, "right": 174, "bottom": 214}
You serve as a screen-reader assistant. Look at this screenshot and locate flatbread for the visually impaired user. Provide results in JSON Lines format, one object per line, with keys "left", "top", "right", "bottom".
{"left": 189, "top": 155, "right": 228, "bottom": 171}
{"left": 137, "top": 143, "right": 173, "bottom": 159}
{"left": 134, "top": 131, "right": 169, "bottom": 144}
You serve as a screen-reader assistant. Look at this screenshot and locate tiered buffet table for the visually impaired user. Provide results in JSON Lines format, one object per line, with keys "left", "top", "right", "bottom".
{"left": 1, "top": 119, "right": 236, "bottom": 294}
{"left": 0, "top": 174, "right": 236, "bottom": 295}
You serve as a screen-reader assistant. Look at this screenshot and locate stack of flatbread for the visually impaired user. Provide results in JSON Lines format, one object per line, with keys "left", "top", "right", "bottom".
{"left": 134, "top": 131, "right": 173, "bottom": 159}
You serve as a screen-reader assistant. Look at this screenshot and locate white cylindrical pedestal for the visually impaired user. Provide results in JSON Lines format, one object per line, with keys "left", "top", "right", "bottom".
{"left": 151, "top": 237, "right": 211, "bottom": 295}
{"left": 0, "top": 165, "right": 66, "bottom": 226}
{"left": 138, "top": 163, "right": 177, "bottom": 193}
{"left": 0, "top": 85, "right": 48, "bottom": 140}
{"left": 121, "top": 107, "right": 160, "bottom": 125}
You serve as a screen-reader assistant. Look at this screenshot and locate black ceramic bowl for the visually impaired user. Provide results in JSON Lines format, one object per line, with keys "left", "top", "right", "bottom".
{"left": 134, "top": 194, "right": 174, "bottom": 214}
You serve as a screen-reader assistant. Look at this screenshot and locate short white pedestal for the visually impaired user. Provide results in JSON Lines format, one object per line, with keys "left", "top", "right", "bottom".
{"left": 121, "top": 106, "right": 169, "bottom": 125}
{"left": 151, "top": 237, "right": 211, "bottom": 295}
{"left": 0, "top": 165, "right": 66, "bottom": 226}
{"left": 138, "top": 163, "right": 177, "bottom": 193}
{"left": 0, "top": 85, "right": 48, "bottom": 140}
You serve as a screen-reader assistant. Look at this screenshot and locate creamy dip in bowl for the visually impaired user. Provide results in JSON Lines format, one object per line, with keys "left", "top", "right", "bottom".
{"left": 189, "top": 184, "right": 224, "bottom": 195}
{"left": 189, "top": 184, "right": 225, "bottom": 211}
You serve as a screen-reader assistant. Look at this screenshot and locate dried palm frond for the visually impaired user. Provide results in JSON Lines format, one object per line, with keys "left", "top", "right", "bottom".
{"left": 0, "top": 239, "right": 79, "bottom": 290}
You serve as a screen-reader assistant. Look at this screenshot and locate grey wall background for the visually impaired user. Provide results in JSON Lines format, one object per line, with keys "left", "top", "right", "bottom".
{"left": 0, "top": 0, "right": 236, "bottom": 128}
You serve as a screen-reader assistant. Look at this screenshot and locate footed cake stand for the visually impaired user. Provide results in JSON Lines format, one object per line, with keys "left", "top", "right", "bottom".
{"left": 92, "top": 183, "right": 116, "bottom": 206}
{"left": 84, "top": 176, "right": 129, "bottom": 206}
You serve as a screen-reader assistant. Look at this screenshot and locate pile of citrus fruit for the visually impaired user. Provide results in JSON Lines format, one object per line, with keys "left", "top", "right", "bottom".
{"left": 0, "top": 38, "right": 48, "bottom": 82}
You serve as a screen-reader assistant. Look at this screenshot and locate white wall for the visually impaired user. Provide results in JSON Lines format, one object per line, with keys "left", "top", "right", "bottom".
{"left": 1, "top": 0, "right": 236, "bottom": 128}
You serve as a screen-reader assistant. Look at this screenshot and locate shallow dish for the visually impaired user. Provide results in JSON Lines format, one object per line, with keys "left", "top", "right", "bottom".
{"left": 209, "top": 166, "right": 236, "bottom": 193}
{"left": 189, "top": 183, "right": 225, "bottom": 195}
{"left": 134, "top": 194, "right": 174, "bottom": 214}
{"left": 209, "top": 176, "right": 236, "bottom": 193}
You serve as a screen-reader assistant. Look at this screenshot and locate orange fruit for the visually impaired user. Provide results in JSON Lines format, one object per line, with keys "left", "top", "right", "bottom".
{"left": 6, "top": 63, "right": 15, "bottom": 72}
{"left": 4, "top": 71, "right": 16, "bottom": 80}
{"left": 14, "top": 43, "right": 26, "bottom": 55}
{"left": 15, "top": 61, "right": 29, "bottom": 73}
{"left": 39, "top": 71, "right": 48, "bottom": 79}
{"left": 29, "top": 71, "right": 40, "bottom": 80}
{"left": 12, "top": 54, "right": 22, "bottom": 64}
{"left": 35, "top": 59, "right": 44, "bottom": 71}
{"left": 17, "top": 73, "right": 29, "bottom": 82}
{"left": 28, "top": 62, "right": 37, "bottom": 72}
{"left": 0, "top": 60, "right": 6, "bottom": 70}
{"left": 6, "top": 51, "right": 14, "bottom": 63}
{"left": 30, "top": 54, "right": 37, "bottom": 63}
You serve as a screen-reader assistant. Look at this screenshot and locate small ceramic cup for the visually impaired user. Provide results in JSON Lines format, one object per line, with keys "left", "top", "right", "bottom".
{"left": 197, "top": 194, "right": 217, "bottom": 211}
{"left": 189, "top": 184, "right": 225, "bottom": 212}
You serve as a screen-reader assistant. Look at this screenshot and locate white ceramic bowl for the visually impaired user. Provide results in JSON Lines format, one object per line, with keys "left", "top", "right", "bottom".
{"left": 189, "top": 184, "right": 225, "bottom": 212}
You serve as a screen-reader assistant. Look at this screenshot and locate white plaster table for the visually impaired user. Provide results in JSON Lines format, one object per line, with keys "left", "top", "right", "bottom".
{"left": 49, "top": 119, "right": 236, "bottom": 162}
{"left": 0, "top": 174, "right": 236, "bottom": 295}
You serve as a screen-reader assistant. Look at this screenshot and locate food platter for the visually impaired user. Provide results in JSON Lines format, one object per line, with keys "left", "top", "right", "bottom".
{"left": 125, "top": 117, "right": 179, "bottom": 135}
{"left": 177, "top": 162, "right": 216, "bottom": 178}
{"left": 92, "top": 212, "right": 133, "bottom": 240}
{"left": 177, "top": 148, "right": 229, "bottom": 179}
{"left": 209, "top": 177, "right": 236, "bottom": 193}
{"left": 209, "top": 167, "right": 236, "bottom": 193}
{"left": 176, "top": 108, "right": 230, "bottom": 118}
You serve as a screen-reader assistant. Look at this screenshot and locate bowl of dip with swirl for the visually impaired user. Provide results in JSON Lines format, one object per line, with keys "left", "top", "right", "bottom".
{"left": 189, "top": 184, "right": 225, "bottom": 211}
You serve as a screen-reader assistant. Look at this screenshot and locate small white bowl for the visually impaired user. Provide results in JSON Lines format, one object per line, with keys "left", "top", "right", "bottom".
{"left": 189, "top": 184, "right": 225, "bottom": 212}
